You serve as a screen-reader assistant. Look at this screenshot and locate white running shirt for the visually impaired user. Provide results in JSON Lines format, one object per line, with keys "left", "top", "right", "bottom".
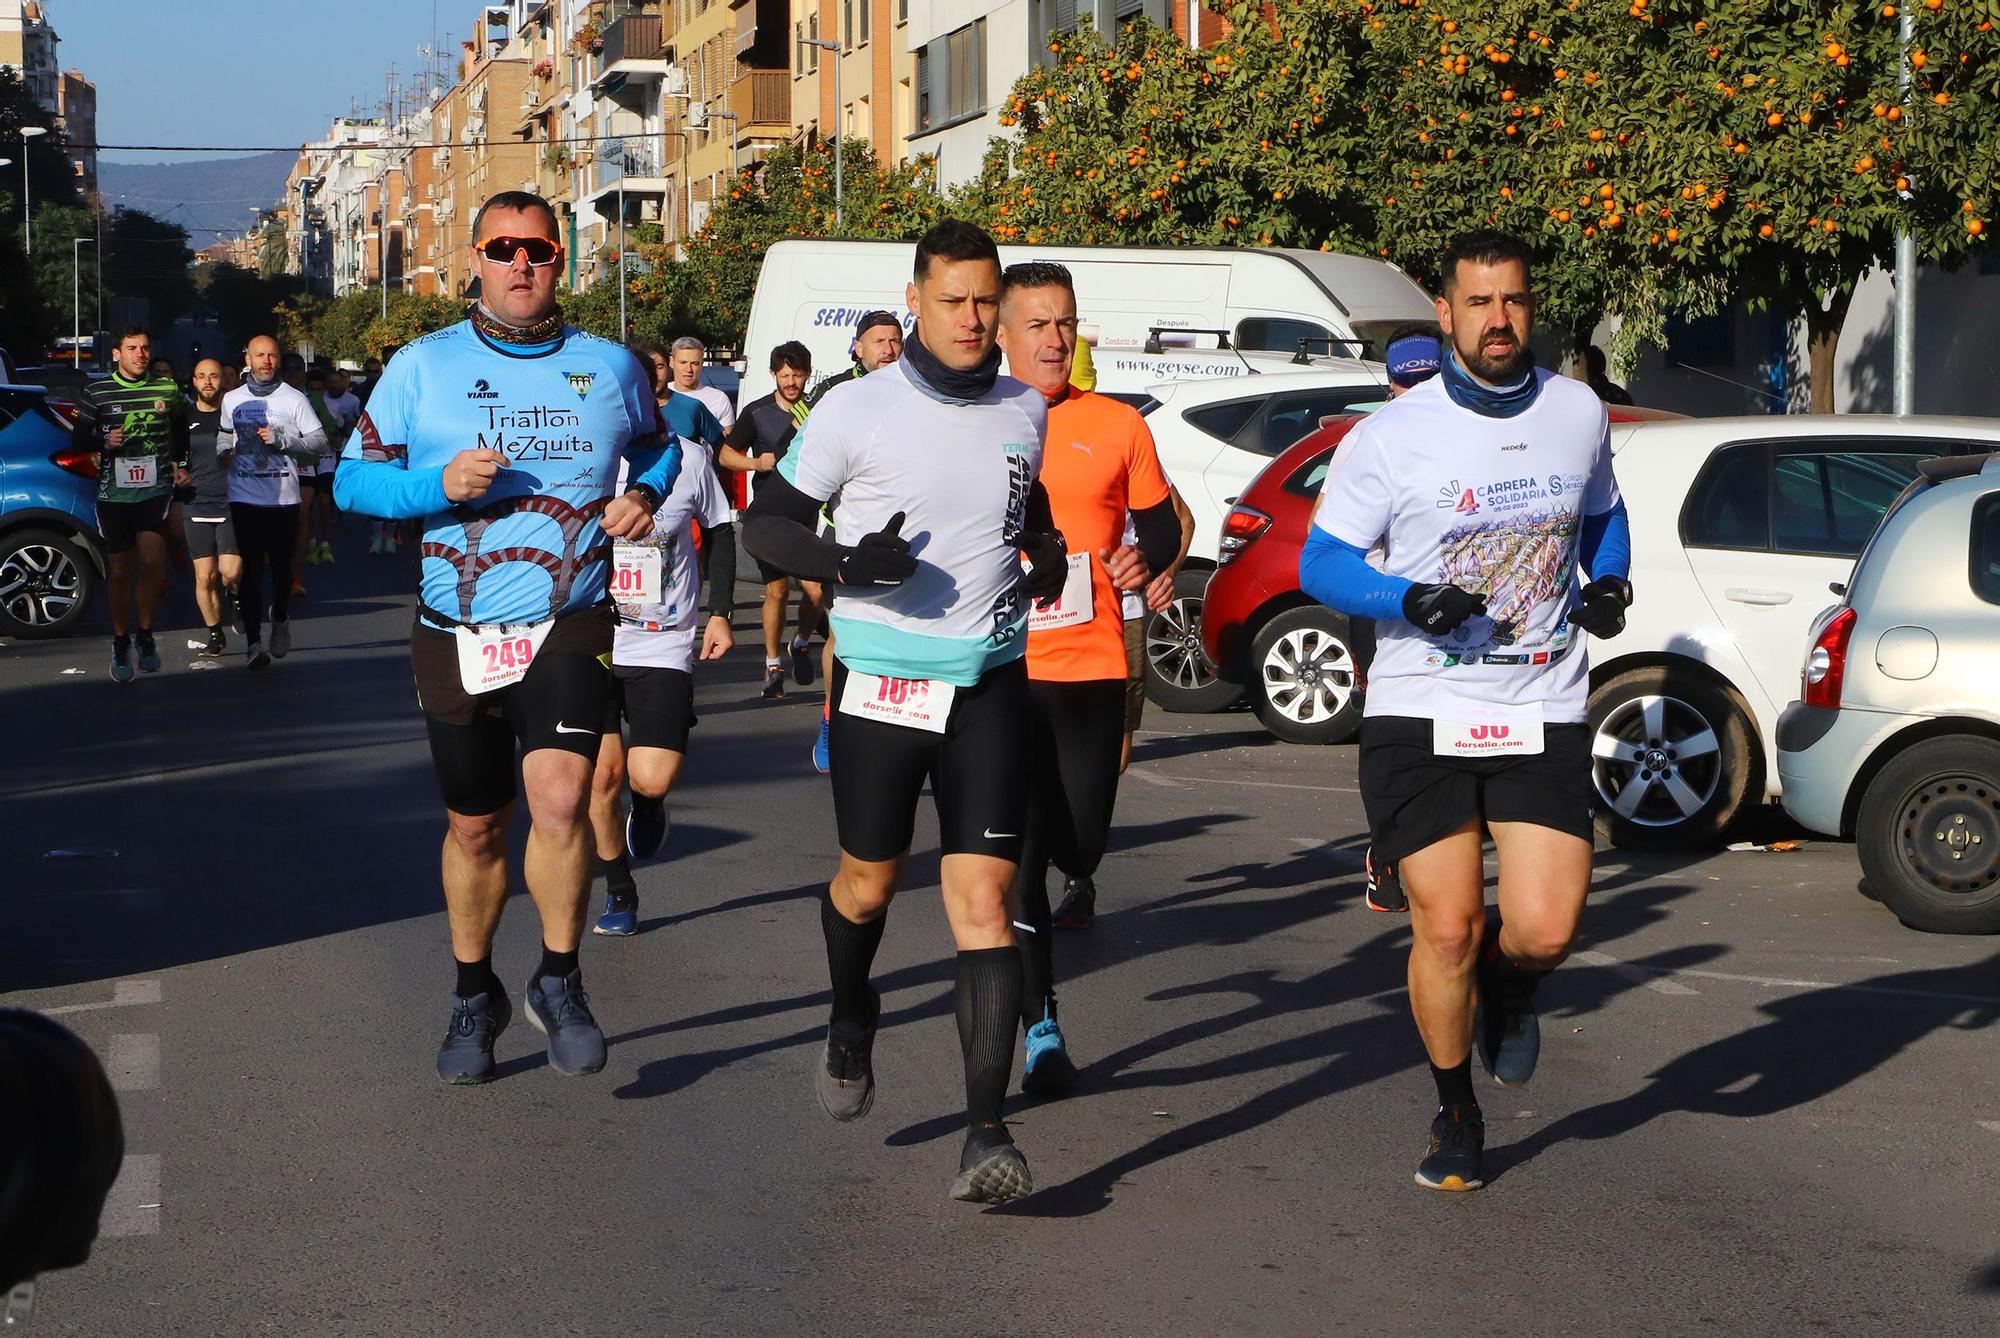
{"left": 612, "top": 442, "right": 735, "bottom": 673}
{"left": 1311, "top": 370, "right": 1620, "bottom": 725}
{"left": 220, "top": 381, "right": 324, "bottom": 507}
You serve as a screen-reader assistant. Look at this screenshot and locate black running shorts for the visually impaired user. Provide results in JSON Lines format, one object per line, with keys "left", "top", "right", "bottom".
{"left": 412, "top": 606, "right": 614, "bottom": 816}
{"left": 96, "top": 497, "right": 172, "bottom": 555}
{"left": 827, "top": 656, "right": 1030, "bottom": 864}
{"left": 603, "top": 663, "right": 697, "bottom": 753}
{"left": 1357, "top": 714, "right": 1595, "bottom": 866}
{"left": 183, "top": 512, "right": 238, "bottom": 561}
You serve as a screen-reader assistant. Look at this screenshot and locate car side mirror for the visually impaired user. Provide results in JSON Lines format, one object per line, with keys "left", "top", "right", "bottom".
{"left": 1829, "top": 582, "right": 1847, "bottom": 596}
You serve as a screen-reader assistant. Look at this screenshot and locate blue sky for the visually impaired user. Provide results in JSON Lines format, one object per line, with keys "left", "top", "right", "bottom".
{"left": 59, "top": 0, "right": 464, "bottom": 164}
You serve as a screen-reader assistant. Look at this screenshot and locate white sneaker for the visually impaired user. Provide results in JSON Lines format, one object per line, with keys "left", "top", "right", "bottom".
{"left": 270, "top": 621, "right": 291, "bottom": 659}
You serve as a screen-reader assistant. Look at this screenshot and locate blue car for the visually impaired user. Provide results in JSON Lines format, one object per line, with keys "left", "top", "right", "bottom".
{"left": 0, "top": 380, "right": 104, "bottom": 638}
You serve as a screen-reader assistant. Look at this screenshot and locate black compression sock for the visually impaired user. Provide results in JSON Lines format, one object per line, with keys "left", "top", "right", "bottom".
{"left": 538, "top": 944, "right": 580, "bottom": 980}
{"left": 602, "top": 853, "right": 636, "bottom": 896}
{"left": 956, "top": 946, "right": 1023, "bottom": 1134}
{"left": 113, "top": 632, "right": 131, "bottom": 651}
{"left": 821, "top": 889, "right": 885, "bottom": 1033}
{"left": 455, "top": 955, "right": 502, "bottom": 999}
{"left": 1430, "top": 1059, "right": 1479, "bottom": 1112}
{"left": 1013, "top": 865, "right": 1055, "bottom": 1032}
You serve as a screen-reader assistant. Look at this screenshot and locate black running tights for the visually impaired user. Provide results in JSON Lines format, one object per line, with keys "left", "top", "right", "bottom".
{"left": 231, "top": 503, "right": 297, "bottom": 643}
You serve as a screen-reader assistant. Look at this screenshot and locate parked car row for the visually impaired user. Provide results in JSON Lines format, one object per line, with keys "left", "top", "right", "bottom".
{"left": 0, "top": 378, "right": 102, "bottom": 640}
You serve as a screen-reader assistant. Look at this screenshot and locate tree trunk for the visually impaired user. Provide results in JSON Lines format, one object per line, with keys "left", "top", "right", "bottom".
{"left": 1804, "top": 287, "right": 1853, "bottom": 415}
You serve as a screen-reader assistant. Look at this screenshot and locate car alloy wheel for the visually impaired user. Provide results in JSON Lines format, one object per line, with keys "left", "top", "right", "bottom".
{"left": 1260, "top": 624, "right": 1356, "bottom": 726}
{"left": 1147, "top": 591, "right": 1213, "bottom": 694}
{"left": 1591, "top": 693, "right": 1724, "bottom": 827}
{"left": 0, "top": 540, "right": 83, "bottom": 630}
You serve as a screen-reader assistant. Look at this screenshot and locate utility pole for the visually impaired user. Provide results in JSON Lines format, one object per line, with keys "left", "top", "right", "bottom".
{"left": 73, "top": 236, "right": 94, "bottom": 366}
{"left": 1891, "top": 6, "right": 1917, "bottom": 415}
{"left": 798, "top": 37, "right": 842, "bottom": 226}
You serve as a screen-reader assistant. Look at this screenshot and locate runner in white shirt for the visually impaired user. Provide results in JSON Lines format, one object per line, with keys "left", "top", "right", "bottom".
{"left": 741, "top": 220, "right": 1069, "bottom": 1205}
{"left": 219, "top": 335, "right": 327, "bottom": 669}
{"left": 668, "top": 337, "right": 736, "bottom": 433}
{"left": 1300, "top": 230, "right": 1633, "bottom": 1194}
{"left": 586, "top": 441, "right": 738, "bottom": 936}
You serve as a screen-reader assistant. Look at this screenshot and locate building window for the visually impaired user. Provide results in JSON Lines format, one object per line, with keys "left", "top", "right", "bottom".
{"left": 843, "top": 0, "right": 854, "bottom": 51}
{"left": 945, "top": 18, "right": 985, "bottom": 123}
{"left": 897, "top": 0, "right": 908, "bottom": 23}
{"left": 793, "top": 20, "right": 804, "bottom": 77}
{"left": 808, "top": 14, "right": 820, "bottom": 70}
{"left": 859, "top": 0, "right": 870, "bottom": 45}
{"left": 915, "top": 46, "right": 929, "bottom": 130}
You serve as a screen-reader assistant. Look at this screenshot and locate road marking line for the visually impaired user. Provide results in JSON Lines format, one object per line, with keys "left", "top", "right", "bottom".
{"left": 100, "top": 1154, "right": 160, "bottom": 1237}
{"left": 41, "top": 979, "right": 161, "bottom": 1016}
{"left": 1576, "top": 958, "right": 2000, "bottom": 1007}
{"left": 1289, "top": 837, "right": 1366, "bottom": 867}
{"left": 106, "top": 1034, "right": 160, "bottom": 1091}
{"left": 1978, "top": 1121, "right": 2000, "bottom": 1135}
{"left": 1123, "top": 766, "right": 1186, "bottom": 789}
{"left": 1572, "top": 950, "right": 1701, "bottom": 996}
{"left": 1166, "top": 774, "right": 1362, "bottom": 795}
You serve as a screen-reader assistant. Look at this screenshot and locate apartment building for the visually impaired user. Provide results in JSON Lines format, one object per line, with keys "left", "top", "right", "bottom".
{"left": 789, "top": 0, "right": 918, "bottom": 166}
{"left": 0, "top": 0, "right": 58, "bottom": 115}
{"left": 55, "top": 66, "right": 92, "bottom": 197}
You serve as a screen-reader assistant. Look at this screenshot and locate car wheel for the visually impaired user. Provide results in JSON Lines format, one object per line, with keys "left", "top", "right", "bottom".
{"left": 1143, "top": 568, "right": 1244, "bottom": 714}
{"left": 1855, "top": 737, "right": 2000, "bottom": 934}
{"left": 1588, "top": 665, "right": 1759, "bottom": 850}
{"left": 1248, "top": 606, "right": 1362, "bottom": 745}
{"left": 0, "top": 528, "right": 95, "bottom": 640}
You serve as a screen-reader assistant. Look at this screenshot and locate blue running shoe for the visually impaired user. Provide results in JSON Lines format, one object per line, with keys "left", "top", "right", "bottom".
{"left": 1414, "top": 1105, "right": 1485, "bottom": 1191}
{"left": 524, "top": 969, "right": 606, "bottom": 1076}
{"left": 1020, "top": 1002, "right": 1076, "bottom": 1098}
{"left": 952, "top": 1126, "right": 1033, "bottom": 1204}
{"left": 135, "top": 631, "right": 161, "bottom": 674}
{"left": 812, "top": 714, "right": 831, "bottom": 774}
{"left": 436, "top": 989, "right": 512, "bottom": 1085}
{"left": 593, "top": 888, "right": 638, "bottom": 937}
{"left": 625, "top": 793, "right": 668, "bottom": 859}
{"left": 109, "top": 639, "right": 135, "bottom": 684}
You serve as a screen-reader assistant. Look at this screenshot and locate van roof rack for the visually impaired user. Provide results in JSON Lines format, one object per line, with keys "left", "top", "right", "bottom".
{"left": 1142, "top": 327, "right": 1254, "bottom": 375}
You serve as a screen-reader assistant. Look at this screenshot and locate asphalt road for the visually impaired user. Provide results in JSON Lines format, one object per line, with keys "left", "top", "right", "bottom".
{"left": 5, "top": 526, "right": 1999, "bottom": 1337}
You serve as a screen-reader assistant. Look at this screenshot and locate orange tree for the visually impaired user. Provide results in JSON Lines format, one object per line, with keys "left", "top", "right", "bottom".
{"left": 959, "top": 5, "right": 1377, "bottom": 251}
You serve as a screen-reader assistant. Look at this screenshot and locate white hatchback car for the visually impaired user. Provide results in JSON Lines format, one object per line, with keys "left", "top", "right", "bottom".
{"left": 1136, "top": 364, "right": 1397, "bottom": 710}
{"left": 1593, "top": 414, "right": 2000, "bottom": 850}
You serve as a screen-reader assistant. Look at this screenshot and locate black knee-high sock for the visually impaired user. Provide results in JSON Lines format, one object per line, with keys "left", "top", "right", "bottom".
{"left": 602, "top": 852, "right": 635, "bottom": 896}
{"left": 956, "top": 946, "right": 1022, "bottom": 1134}
{"left": 1011, "top": 852, "right": 1054, "bottom": 1032}
{"left": 821, "top": 889, "right": 885, "bottom": 1034}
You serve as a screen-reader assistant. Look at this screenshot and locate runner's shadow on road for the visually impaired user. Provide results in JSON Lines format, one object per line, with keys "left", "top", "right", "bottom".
{"left": 1484, "top": 949, "right": 2000, "bottom": 1186}
{"left": 1974, "top": 1256, "right": 2000, "bottom": 1293}
{"left": 642, "top": 876, "right": 815, "bottom": 931}
{"left": 1126, "top": 727, "right": 1281, "bottom": 767}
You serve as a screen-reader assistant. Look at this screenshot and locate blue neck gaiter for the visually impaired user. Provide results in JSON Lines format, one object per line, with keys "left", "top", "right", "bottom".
{"left": 1440, "top": 348, "right": 1540, "bottom": 419}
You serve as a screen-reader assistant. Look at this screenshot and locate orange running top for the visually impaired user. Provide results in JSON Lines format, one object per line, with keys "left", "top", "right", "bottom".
{"left": 1027, "top": 388, "right": 1172, "bottom": 682}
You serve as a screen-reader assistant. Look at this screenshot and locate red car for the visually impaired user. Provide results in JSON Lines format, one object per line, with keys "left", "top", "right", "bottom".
{"left": 1203, "top": 405, "right": 1676, "bottom": 744}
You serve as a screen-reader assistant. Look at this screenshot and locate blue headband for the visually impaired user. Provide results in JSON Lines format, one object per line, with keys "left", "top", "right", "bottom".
{"left": 1386, "top": 335, "right": 1442, "bottom": 384}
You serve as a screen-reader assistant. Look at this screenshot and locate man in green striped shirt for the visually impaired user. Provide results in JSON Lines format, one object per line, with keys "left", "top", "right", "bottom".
{"left": 71, "top": 325, "right": 191, "bottom": 682}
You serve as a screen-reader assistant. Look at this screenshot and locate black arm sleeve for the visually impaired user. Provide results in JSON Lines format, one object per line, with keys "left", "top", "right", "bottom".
{"left": 702, "top": 521, "right": 737, "bottom": 619}
{"left": 1131, "top": 498, "right": 1180, "bottom": 574}
{"left": 741, "top": 471, "right": 842, "bottom": 584}
{"left": 1024, "top": 480, "right": 1056, "bottom": 539}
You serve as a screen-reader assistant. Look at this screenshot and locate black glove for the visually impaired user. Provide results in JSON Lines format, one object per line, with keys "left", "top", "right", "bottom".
{"left": 835, "top": 511, "right": 918, "bottom": 587}
{"left": 1402, "top": 582, "right": 1487, "bottom": 636}
{"left": 1571, "top": 575, "right": 1633, "bottom": 638}
{"left": 1017, "top": 528, "right": 1069, "bottom": 607}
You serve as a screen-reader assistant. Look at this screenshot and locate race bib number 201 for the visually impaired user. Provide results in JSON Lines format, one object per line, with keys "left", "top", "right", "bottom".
{"left": 453, "top": 618, "right": 556, "bottom": 696}
{"left": 610, "top": 542, "right": 664, "bottom": 605}
{"left": 839, "top": 671, "right": 956, "bottom": 734}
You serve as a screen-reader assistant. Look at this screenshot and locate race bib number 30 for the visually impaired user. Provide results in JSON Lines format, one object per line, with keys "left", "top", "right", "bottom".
{"left": 1433, "top": 707, "right": 1544, "bottom": 758}
{"left": 1027, "top": 552, "right": 1095, "bottom": 632}
{"left": 839, "top": 671, "right": 956, "bottom": 734}
{"left": 453, "top": 618, "right": 556, "bottom": 696}
{"left": 610, "top": 542, "right": 664, "bottom": 606}
{"left": 119, "top": 456, "right": 159, "bottom": 489}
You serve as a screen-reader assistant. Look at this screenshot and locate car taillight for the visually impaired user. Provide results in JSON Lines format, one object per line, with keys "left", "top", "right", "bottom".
{"left": 51, "top": 446, "right": 100, "bottom": 479}
{"left": 45, "top": 398, "right": 80, "bottom": 427}
{"left": 1217, "top": 505, "right": 1272, "bottom": 567}
{"left": 1802, "top": 607, "right": 1857, "bottom": 709}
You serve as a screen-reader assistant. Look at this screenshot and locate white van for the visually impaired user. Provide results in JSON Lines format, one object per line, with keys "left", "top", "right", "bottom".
{"left": 736, "top": 239, "right": 1436, "bottom": 406}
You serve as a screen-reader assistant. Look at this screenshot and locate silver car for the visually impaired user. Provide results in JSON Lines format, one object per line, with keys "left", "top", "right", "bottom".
{"left": 1777, "top": 452, "right": 2000, "bottom": 934}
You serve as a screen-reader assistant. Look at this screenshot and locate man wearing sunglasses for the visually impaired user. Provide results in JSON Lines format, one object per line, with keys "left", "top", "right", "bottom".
{"left": 335, "top": 190, "right": 685, "bottom": 1087}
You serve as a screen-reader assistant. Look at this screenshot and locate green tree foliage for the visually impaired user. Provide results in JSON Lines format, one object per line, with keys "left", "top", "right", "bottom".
{"left": 274, "top": 288, "right": 461, "bottom": 362}
{"left": 27, "top": 202, "right": 97, "bottom": 344}
{"left": 102, "top": 209, "right": 196, "bottom": 331}
{"left": 197, "top": 261, "right": 304, "bottom": 350}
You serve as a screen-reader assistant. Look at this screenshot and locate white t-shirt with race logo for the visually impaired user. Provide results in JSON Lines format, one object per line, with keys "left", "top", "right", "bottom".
{"left": 611, "top": 441, "right": 735, "bottom": 672}
{"left": 1310, "top": 371, "right": 1619, "bottom": 725}
{"left": 219, "top": 381, "right": 325, "bottom": 508}
{"left": 689, "top": 381, "right": 735, "bottom": 433}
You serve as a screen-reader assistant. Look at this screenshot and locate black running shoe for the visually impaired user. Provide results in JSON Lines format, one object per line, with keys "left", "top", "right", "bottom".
{"left": 952, "top": 1125, "right": 1033, "bottom": 1204}
{"left": 1365, "top": 851, "right": 1408, "bottom": 913}
{"left": 761, "top": 666, "right": 786, "bottom": 700}
{"left": 791, "top": 640, "right": 816, "bottom": 686}
{"left": 1477, "top": 956, "right": 1542, "bottom": 1088}
{"left": 816, "top": 1014, "right": 878, "bottom": 1122}
{"left": 436, "top": 989, "right": 512, "bottom": 1085}
{"left": 201, "top": 627, "right": 228, "bottom": 658}
{"left": 1052, "top": 876, "right": 1096, "bottom": 929}
{"left": 626, "top": 793, "right": 669, "bottom": 860}
{"left": 1414, "top": 1105, "right": 1485, "bottom": 1192}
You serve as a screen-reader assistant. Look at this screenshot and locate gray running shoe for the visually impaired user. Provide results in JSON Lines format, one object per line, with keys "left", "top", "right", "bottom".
{"left": 269, "top": 620, "right": 291, "bottom": 659}
{"left": 816, "top": 1020, "right": 877, "bottom": 1122}
{"left": 952, "top": 1127, "right": 1032, "bottom": 1204}
{"left": 436, "top": 989, "right": 512, "bottom": 1085}
{"left": 524, "top": 969, "right": 606, "bottom": 1075}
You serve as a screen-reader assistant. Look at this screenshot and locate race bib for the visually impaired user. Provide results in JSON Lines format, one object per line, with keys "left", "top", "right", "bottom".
{"left": 453, "top": 618, "right": 555, "bottom": 696}
{"left": 610, "top": 542, "right": 664, "bottom": 606}
{"left": 839, "top": 671, "right": 956, "bottom": 734}
{"left": 1027, "top": 552, "right": 1095, "bottom": 632}
{"left": 118, "top": 456, "right": 158, "bottom": 490}
{"left": 1433, "top": 707, "right": 1544, "bottom": 758}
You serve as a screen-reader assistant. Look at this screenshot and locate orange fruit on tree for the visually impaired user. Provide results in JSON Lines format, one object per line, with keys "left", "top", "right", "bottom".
{"left": 1826, "top": 41, "right": 1842, "bottom": 58}
{"left": 1601, "top": 184, "right": 1616, "bottom": 198}
{"left": 1588, "top": 127, "right": 1606, "bottom": 141}
{"left": 1887, "top": 105, "right": 1902, "bottom": 120}
{"left": 1971, "top": 220, "right": 1986, "bottom": 235}
{"left": 1934, "top": 92, "right": 1950, "bottom": 105}
{"left": 1895, "top": 176, "right": 1910, "bottom": 190}
{"left": 1760, "top": 222, "right": 1775, "bottom": 237}
{"left": 1557, "top": 208, "right": 1572, "bottom": 222}
{"left": 1666, "top": 227, "right": 1681, "bottom": 242}
{"left": 1910, "top": 50, "right": 1927, "bottom": 68}
{"left": 1767, "top": 112, "right": 1784, "bottom": 126}
{"left": 1882, "top": 2, "right": 1897, "bottom": 13}
{"left": 1966, "top": 200, "right": 1978, "bottom": 212}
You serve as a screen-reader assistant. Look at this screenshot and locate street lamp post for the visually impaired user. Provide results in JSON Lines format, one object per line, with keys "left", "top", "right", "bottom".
{"left": 73, "top": 236, "right": 94, "bottom": 367}
{"left": 797, "top": 38, "right": 842, "bottom": 226}
{"left": 1891, "top": 6, "right": 1917, "bottom": 415}
{"left": 705, "top": 106, "right": 741, "bottom": 180}
{"left": 19, "top": 125, "right": 47, "bottom": 255}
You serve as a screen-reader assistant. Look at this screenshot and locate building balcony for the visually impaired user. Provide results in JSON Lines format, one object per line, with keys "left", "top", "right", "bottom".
{"left": 581, "top": 139, "right": 669, "bottom": 207}
{"left": 729, "top": 70, "right": 789, "bottom": 132}
{"left": 591, "top": 13, "right": 669, "bottom": 91}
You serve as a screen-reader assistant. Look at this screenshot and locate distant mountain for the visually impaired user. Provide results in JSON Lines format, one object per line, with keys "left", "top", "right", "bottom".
{"left": 96, "top": 152, "right": 295, "bottom": 246}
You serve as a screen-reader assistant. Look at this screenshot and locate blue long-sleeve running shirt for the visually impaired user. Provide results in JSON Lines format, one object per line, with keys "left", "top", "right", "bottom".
{"left": 335, "top": 319, "right": 683, "bottom": 627}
